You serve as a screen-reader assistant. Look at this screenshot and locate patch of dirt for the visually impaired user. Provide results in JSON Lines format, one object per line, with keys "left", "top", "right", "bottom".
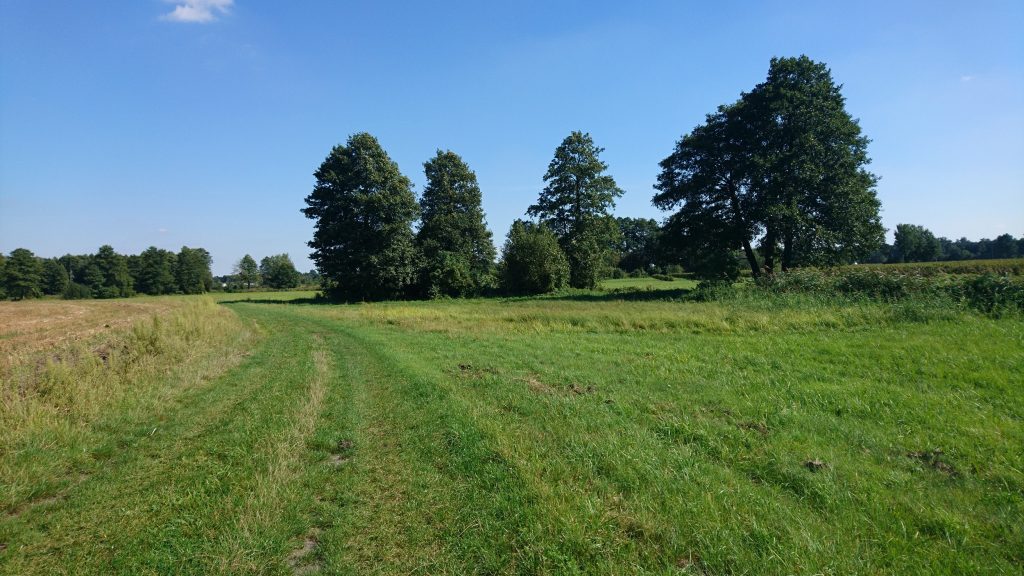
{"left": 93, "top": 345, "right": 112, "bottom": 365}
{"left": 5, "top": 494, "right": 63, "bottom": 518}
{"left": 525, "top": 375, "right": 554, "bottom": 394}
{"left": 0, "top": 299, "right": 178, "bottom": 357}
{"left": 738, "top": 421, "right": 769, "bottom": 435}
{"left": 287, "top": 528, "right": 321, "bottom": 575}
{"left": 0, "top": 542, "right": 7, "bottom": 553}
{"left": 907, "top": 448, "right": 958, "bottom": 477}
{"left": 804, "top": 459, "right": 827, "bottom": 472}
{"left": 456, "top": 363, "right": 498, "bottom": 379}
{"left": 567, "top": 383, "right": 596, "bottom": 395}
{"left": 328, "top": 439, "right": 354, "bottom": 466}
{"left": 676, "top": 553, "right": 708, "bottom": 574}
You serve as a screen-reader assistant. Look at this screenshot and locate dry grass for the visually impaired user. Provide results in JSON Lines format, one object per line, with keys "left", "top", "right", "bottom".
{"left": 0, "top": 297, "right": 181, "bottom": 359}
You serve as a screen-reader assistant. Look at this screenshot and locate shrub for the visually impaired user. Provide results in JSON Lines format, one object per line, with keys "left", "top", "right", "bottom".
{"left": 610, "top": 268, "right": 627, "bottom": 279}
{"left": 651, "top": 273, "right": 674, "bottom": 282}
{"left": 954, "top": 273, "right": 1024, "bottom": 315}
{"left": 62, "top": 282, "right": 93, "bottom": 300}
{"left": 499, "top": 220, "right": 570, "bottom": 295}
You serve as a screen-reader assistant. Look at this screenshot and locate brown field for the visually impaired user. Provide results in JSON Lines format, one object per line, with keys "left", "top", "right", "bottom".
{"left": 0, "top": 297, "right": 180, "bottom": 359}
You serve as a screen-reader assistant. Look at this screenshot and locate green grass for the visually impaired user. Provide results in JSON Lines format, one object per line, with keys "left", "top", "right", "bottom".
{"left": 1, "top": 290, "right": 1022, "bottom": 574}
{"left": 600, "top": 277, "right": 697, "bottom": 292}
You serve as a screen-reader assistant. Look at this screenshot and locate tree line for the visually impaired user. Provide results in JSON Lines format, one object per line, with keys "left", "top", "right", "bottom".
{"left": 867, "top": 224, "right": 1023, "bottom": 264}
{"left": 217, "top": 253, "right": 312, "bottom": 290}
{"left": 0, "top": 245, "right": 214, "bottom": 301}
{"left": 304, "top": 55, "right": 892, "bottom": 300}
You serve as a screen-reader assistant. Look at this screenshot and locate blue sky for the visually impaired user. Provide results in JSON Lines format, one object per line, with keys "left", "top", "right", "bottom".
{"left": 1, "top": 0, "right": 1022, "bottom": 274}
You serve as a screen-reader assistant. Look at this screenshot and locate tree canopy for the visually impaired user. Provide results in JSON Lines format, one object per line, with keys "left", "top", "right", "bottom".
{"left": 3, "top": 248, "right": 42, "bottom": 300}
{"left": 303, "top": 133, "right": 419, "bottom": 301}
{"left": 529, "top": 131, "right": 623, "bottom": 288}
{"left": 416, "top": 150, "right": 497, "bottom": 298}
{"left": 235, "top": 254, "right": 260, "bottom": 289}
{"left": 499, "top": 220, "right": 569, "bottom": 295}
{"left": 260, "top": 254, "right": 301, "bottom": 289}
{"left": 893, "top": 224, "right": 942, "bottom": 263}
{"left": 655, "top": 55, "right": 884, "bottom": 279}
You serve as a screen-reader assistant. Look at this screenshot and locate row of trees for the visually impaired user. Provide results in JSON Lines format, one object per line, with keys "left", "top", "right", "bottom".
{"left": 303, "top": 129, "right": 629, "bottom": 300}
{"left": 303, "top": 55, "right": 889, "bottom": 299}
{"left": 0, "top": 245, "right": 214, "bottom": 300}
{"left": 224, "top": 253, "right": 304, "bottom": 290}
{"left": 872, "top": 225, "right": 1023, "bottom": 263}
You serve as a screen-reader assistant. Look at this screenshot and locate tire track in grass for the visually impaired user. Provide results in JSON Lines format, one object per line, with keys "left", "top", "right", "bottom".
{"left": 282, "top": 311, "right": 572, "bottom": 575}
{"left": 0, "top": 307, "right": 323, "bottom": 575}
{"left": 218, "top": 334, "right": 329, "bottom": 574}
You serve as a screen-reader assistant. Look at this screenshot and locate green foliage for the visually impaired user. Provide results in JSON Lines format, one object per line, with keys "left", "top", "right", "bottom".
{"left": 416, "top": 150, "right": 497, "bottom": 298}
{"left": 41, "top": 258, "right": 70, "bottom": 295}
{"left": 615, "top": 217, "right": 661, "bottom": 272}
{"left": 4, "top": 248, "right": 43, "bottom": 300}
{"left": 952, "top": 273, "right": 1024, "bottom": 316}
{"left": 753, "top": 265, "right": 1024, "bottom": 316}
{"left": 893, "top": 223, "right": 942, "bottom": 263}
{"left": 303, "top": 133, "right": 420, "bottom": 301}
{"left": 62, "top": 282, "right": 93, "bottom": 299}
{"left": 499, "top": 220, "right": 569, "bottom": 295}
{"left": 529, "top": 131, "right": 623, "bottom": 288}
{"left": 655, "top": 56, "right": 884, "bottom": 277}
{"left": 92, "top": 245, "right": 134, "bottom": 298}
{"left": 0, "top": 254, "right": 5, "bottom": 299}
{"left": 176, "top": 246, "right": 213, "bottom": 295}
{"left": 234, "top": 254, "right": 260, "bottom": 289}
{"left": 135, "top": 247, "right": 178, "bottom": 295}
{"left": 259, "top": 254, "right": 301, "bottom": 289}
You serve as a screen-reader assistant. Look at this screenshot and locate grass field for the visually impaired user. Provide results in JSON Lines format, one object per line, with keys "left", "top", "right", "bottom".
{"left": 1, "top": 288, "right": 1022, "bottom": 574}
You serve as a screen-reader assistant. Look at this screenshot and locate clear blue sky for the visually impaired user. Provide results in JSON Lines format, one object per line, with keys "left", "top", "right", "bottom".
{"left": 2, "top": 0, "right": 1022, "bottom": 275}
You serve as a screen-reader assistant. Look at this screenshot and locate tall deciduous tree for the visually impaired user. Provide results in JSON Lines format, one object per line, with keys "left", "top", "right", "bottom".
{"left": 4, "top": 248, "right": 43, "bottom": 300}
{"left": 892, "top": 224, "right": 942, "bottom": 263}
{"left": 303, "top": 133, "right": 419, "bottom": 301}
{"left": 615, "top": 217, "right": 662, "bottom": 272}
{"left": 259, "top": 254, "right": 300, "bottom": 289}
{"left": 655, "top": 56, "right": 884, "bottom": 279}
{"left": 528, "top": 131, "right": 623, "bottom": 289}
{"left": 499, "top": 220, "right": 569, "bottom": 295}
{"left": 416, "top": 150, "right": 496, "bottom": 298}
{"left": 235, "top": 254, "right": 260, "bottom": 288}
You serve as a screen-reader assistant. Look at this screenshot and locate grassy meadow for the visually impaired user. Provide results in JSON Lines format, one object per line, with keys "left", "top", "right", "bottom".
{"left": 1, "top": 282, "right": 1022, "bottom": 574}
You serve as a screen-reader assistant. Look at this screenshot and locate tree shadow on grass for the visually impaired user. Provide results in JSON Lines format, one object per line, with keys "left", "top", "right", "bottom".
{"left": 218, "top": 297, "right": 330, "bottom": 306}
{"left": 543, "top": 287, "right": 693, "bottom": 303}
{"left": 218, "top": 287, "right": 694, "bottom": 306}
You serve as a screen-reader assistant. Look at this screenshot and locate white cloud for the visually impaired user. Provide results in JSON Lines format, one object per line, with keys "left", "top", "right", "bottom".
{"left": 960, "top": 75, "right": 975, "bottom": 82}
{"left": 158, "top": 228, "right": 169, "bottom": 234}
{"left": 162, "top": 0, "right": 234, "bottom": 23}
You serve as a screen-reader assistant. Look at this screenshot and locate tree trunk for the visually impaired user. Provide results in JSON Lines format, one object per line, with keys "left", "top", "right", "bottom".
{"left": 726, "top": 181, "right": 760, "bottom": 278}
{"left": 782, "top": 229, "right": 793, "bottom": 272}
{"left": 763, "top": 224, "right": 776, "bottom": 276}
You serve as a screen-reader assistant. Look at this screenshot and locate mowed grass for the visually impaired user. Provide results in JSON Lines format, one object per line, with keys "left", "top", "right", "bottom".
{"left": 1, "top": 290, "right": 1022, "bottom": 574}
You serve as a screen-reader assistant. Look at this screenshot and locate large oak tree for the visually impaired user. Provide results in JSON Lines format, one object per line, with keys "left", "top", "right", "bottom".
{"left": 655, "top": 56, "right": 884, "bottom": 279}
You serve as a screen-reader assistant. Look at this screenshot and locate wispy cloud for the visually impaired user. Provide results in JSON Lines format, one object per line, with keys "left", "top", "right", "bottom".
{"left": 960, "top": 75, "right": 975, "bottom": 82}
{"left": 162, "top": 0, "right": 234, "bottom": 23}
{"left": 158, "top": 228, "right": 169, "bottom": 234}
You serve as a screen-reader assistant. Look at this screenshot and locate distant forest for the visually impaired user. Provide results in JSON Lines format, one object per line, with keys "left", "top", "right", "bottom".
{"left": 0, "top": 246, "right": 312, "bottom": 301}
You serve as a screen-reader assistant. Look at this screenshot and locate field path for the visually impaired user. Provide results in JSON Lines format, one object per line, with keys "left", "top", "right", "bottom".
{"left": 0, "top": 303, "right": 552, "bottom": 575}
{"left": 3, "top": 299, "right": 1022, "bottom": 575}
